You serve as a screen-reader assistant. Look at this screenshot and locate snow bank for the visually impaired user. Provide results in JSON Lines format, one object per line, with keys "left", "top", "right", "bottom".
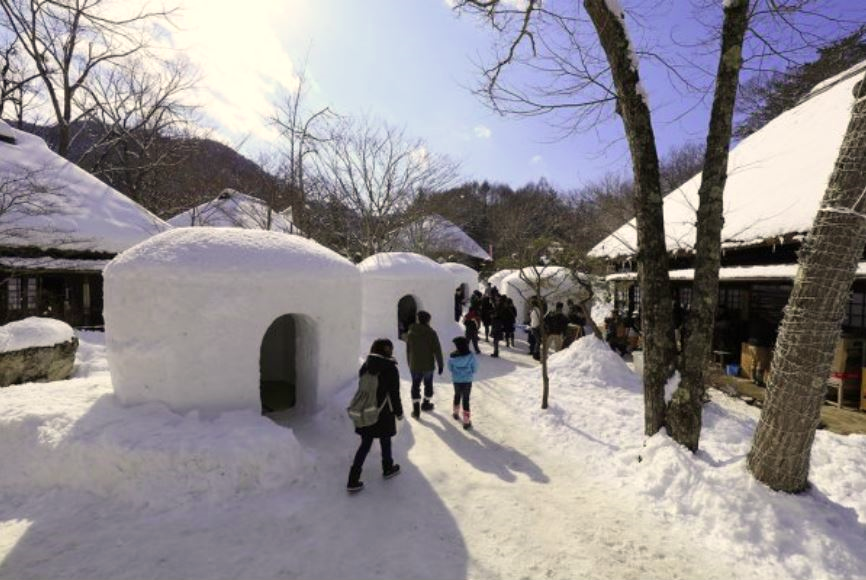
{"left": 485, "top": 269, "right": 515, "bottom": 293}
{"left": 523, "top": 335, "right": 866, "bottom": 580}
{"left": 0, "top": 333, "right": 308, "bottom": 509}
{"left": 105, "top": 228, "right": 362, "bottom": 415}
{"left": 0, "top": 123, "right": 169, "bottom": 253}
{"left": 0, "top": 317, "right": 75, "bottom": 353}
{"left": 358, "top": 252, "right": 460, "bottom": 347}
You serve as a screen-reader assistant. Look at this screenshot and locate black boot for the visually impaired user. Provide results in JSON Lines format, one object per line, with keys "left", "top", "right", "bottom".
{"left": 346, "top": 466, "right": 364, "bottom": 493}
{"left": 382, "top": 460, "right": 401, "bottom": 479}
{"left": 411, "top": 402, "right": 421, "bottom": 419}
{"left": 421, "top": 399, "right": 434, "bottom": 412}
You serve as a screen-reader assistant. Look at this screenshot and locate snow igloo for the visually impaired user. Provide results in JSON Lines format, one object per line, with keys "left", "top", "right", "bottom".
{"left": 502, "top": 266, "right": 589, "bottom": 324}
{"left": 358, "top": 253, "right": 461, "bottom": 347}
{"left": 441, "top": 262, "right": 479, "bottom": 301}
{"left": 104, "top": 228, "right": 362, "bottom": 416}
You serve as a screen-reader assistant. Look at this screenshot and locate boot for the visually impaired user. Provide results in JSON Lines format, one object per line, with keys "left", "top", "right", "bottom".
{"left": 462, "top": 410, "right": 472, "bottom": 430}
{"left": 421, "top": 399, "right": 434, "bottom": 412}
{"left": 382, "top": 460, "right": 401, "bottom": 479}
{"left": 411, "top": 401, "right": 421, "bottom": 419}
{"left": 452, "top": 405, "right": 460, "bottom": 421}
{"left": 346, "top": 466, "right": 364, "bottom": 493}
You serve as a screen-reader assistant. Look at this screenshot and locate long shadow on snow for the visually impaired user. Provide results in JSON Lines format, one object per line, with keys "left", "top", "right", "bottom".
{"left": 0, "top": 395, "right": 470, "bottom": 580}
{"left": 422, "top": 412, "right": 549, "bottom": 484}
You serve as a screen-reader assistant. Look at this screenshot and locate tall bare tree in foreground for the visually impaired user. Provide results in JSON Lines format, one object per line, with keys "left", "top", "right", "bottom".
{"left": 0, "top": 0, "right": 175, "bottom": 157}
{"left": 748, "top": 72, "right": 866, "bottom": 493}
{"left": 456, "top": 0, "right": 751, "bottom": 450}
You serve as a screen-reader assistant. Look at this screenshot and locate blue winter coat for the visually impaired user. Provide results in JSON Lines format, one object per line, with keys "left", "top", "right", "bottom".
{"left": 448, "top": 351, "right": 477, "bottom": 383}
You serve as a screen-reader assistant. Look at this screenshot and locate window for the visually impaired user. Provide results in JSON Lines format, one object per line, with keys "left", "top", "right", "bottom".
{"left": 25, "top": 278, "right": 37, "bottom": 310}
{"left": 719, "top": 287, "right": 744, "bottom": 313}
{"left": 7, "top": 278, "right": 22, "bottom": 310}
{"left": 83, "top": 280, "right": 91, "bottom": 312}
{"left": 845, "top": 292, "right": 866, "bottom": 329}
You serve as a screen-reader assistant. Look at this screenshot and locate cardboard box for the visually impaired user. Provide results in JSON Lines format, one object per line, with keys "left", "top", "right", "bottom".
{"left": 740, "top": 343, "right": 772, "bottom": 381}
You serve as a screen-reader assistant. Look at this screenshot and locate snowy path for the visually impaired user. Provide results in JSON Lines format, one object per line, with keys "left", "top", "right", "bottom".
{"left": 0, "top": 338, "right": 736, "bottom": 580}
{"left": 3, "top": 334, "right": 863, "bottom": 580}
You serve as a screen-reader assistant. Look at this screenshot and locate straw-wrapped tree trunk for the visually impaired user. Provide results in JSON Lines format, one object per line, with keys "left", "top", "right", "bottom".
{"left": 748, "top": 73, "right": 866, "bottom": 493}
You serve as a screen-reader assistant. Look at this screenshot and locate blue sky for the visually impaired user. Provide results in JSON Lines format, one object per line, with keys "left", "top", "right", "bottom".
{"left": 173, "top": 0, "right": 865, "bottom": 191}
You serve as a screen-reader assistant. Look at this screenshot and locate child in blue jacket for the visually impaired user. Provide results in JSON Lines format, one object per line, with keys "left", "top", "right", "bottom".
{"left": 448, "top": 336, "right": 478, "bottom": 430}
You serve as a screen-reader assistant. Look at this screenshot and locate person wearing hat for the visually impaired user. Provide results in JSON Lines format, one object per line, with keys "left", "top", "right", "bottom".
{"left": 447, "top": 336, "right": 478, "bottom": 430}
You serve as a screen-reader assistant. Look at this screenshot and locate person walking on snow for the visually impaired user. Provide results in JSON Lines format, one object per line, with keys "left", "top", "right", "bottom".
{"left": 347, "top": 338, "right": 404, "bottom": 494}
{"left": 448, "top": 336, "right": 478, "bottom": 430}
{"left": 480, "top": 294, "right": 493, "bottom": 341}
{"left": 463, "top": 308, "right": 482, "bottom": 354}
{"left": 406, "top": 310, "right": 444, "bottom": 418}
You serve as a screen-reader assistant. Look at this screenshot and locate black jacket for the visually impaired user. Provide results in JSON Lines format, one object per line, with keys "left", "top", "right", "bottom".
{"left": 356, "top": 354, "right": 404, "bottom": 438}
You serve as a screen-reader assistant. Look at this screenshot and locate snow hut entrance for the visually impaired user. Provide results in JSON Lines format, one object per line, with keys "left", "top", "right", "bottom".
{"left": 397, "top": 295, "right": 418, "bottom": 341}
{"left": 260, "top": 314, "right": 316, "bottom": 414}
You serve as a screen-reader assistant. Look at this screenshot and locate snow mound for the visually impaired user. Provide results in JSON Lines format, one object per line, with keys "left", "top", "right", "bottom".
{"left": 523, "top": 335, "right": 866, "bottom": 580}
{"left": 107, "top": 227, "right": 356, "bottom": 280}
{"left": 0, "top": 375, "right": 308, "bottom": 509}
{"left": 0, "top": 317, "right": 75, "bottom": 353}
{"left": 544, "top": 335, "right": 641, "bottom": 391}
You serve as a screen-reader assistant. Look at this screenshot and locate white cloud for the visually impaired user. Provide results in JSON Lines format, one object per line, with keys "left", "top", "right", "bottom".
{"left": 473, "top": 125, "right": 492, "bottom": 139}
{"left": 530, "top": 155, "right": 543, "bottom": 165}
{"left": 164, "top": 0, "right": 311, "bottom": 143}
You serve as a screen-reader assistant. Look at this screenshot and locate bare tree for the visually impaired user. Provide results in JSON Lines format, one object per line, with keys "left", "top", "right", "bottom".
{"left": 0, "top": 0, "right": 175, "bottom": 157}
{"left": 0, "top": 38, "right": 41, "bottom": 125}
{"left": 270, "top": 64, "right": 333, "bottom": 233}
{"left": 74, "top": 56, "right": 200, "bottom": 206}
{"left": 309, "top": 116, "right": 459, "bottom": 257}
{"left": 747, "top": 72, "right": 866, "bottom": 493}
{"left": 454, "top": 0, "right": 849, "bottom": 451}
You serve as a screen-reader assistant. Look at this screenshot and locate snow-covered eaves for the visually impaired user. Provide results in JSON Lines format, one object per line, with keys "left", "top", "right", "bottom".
{"left": 168, "top": 189, "right": 303, "bottom": 236}
{"left": 606, "top": 262, "right": 866, "bottom": 283}
{"left": 0, "top": 121, "right": 171, "bottom": 254}
{"left": 589, "top": 62, "right": 865, "bottom": 261}
{"left": 0, "top": 256, "right": 109, "bottom": 272}
{"left": 389, "top": 215, "right": 491, "bottom": 261}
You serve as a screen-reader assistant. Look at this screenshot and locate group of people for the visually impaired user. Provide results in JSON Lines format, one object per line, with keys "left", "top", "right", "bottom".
{"left": 461, "top": 287, "right": 518, "bottom": 358}
{"left": 346, "top": 310, "right": 478, "bottom": 494}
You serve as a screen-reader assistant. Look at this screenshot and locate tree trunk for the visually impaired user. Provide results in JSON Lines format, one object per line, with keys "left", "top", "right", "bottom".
{"left": 667, "top": 0, "right": 750, "bottom": 452}
{"left": 748, "top": 73, "right": 866, "bottom": 493}
{"left": 584, "top": 0, "right": 675, "bottom": 436}
{"left": 541, "top": 325, "right": 550, "bottom": 409}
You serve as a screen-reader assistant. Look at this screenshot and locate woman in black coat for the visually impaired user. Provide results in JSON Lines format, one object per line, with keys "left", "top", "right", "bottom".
{"left": 347, "top": 338, "right": 405, "bottom": 493}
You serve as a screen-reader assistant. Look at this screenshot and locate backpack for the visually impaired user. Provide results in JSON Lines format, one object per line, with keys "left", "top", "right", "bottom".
{"left": 347, "top": 372, "right": 392, "bottom": 428}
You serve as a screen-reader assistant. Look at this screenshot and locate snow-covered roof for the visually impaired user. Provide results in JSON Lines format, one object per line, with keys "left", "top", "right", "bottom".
{"left": 168, "top": 189, "right": 303, "bottom": 235}
{"left": 106, "top": 227, "right": 356, "bottom": 280}
{"left": 390, "top": 215, "right": 491, "bottom": 261}
{"left": 358, "top": 252, "right": 453, "bottom": 280}
{"left": 0, "top": 317, "right": 75, "bottom": 353}
{"left": 0, "top": 122, "right": 170, "bottom": 254}
{"left": 606, "top": 261, "right": 866, "bottom": 282}
{"left": 0, "top": 256, "right": 109, "bottom": 272}
{"left": 590, "top": 62, "right": 866, "bottom": 260}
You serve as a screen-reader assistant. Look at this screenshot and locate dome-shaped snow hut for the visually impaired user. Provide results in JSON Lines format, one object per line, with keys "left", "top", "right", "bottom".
{"left": 358, "top": 253, "right": 459, "bottom": 345}
{"left": 502, "top": 266, "right": 589, "bottom": 324}
{"left": 104, "top": 228, "right": 361, "bottom": 415}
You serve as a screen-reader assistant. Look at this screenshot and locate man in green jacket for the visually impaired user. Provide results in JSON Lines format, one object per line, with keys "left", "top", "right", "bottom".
{"left": 406, "top": 310, "right": 444, "bottom": 418}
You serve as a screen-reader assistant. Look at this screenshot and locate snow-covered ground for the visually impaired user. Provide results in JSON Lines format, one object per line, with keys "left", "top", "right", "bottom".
{"left": 1, "top": 331, "right": 865, "bottom": 579}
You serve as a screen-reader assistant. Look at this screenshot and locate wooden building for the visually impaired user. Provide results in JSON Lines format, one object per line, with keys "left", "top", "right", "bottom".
{"left": 589, "top": 63, "right": 866, "bottom": 409}
{"left": 0, "top": 120, "right": 170, "bottom": 328}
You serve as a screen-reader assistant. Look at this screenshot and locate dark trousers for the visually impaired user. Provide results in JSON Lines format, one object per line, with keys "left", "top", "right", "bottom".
{"left": 482, "top": 321, "right": 491, "bottom": 340}
{"left": 353, "top": 434, "right": 392, "bottom": 469}
{"left": 453, "top": 382, "right": 472, "bottom": 411}
{"left": 529, "top": 328, "right": 541, "bottom": 357}
{"left": 468, "top": 335, "right": 480, "bottom": 353}
{"left": 410, "top": 371, "right": 434, "bottom": 401}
